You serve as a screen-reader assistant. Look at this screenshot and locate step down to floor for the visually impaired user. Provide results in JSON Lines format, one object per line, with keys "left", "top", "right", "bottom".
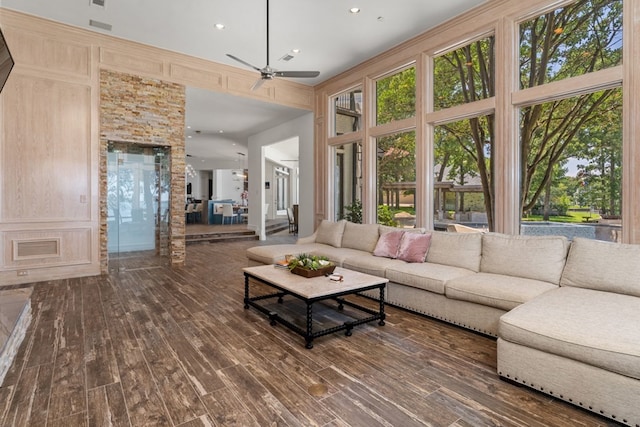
{"left": 186, "top": 230, "right": 258, "bottom": 244}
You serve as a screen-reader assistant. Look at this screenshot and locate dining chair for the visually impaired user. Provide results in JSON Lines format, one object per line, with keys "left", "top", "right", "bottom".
{"left": 193, "top": 203, "right": 203, "bottom": 223}
{"left": 222, "top": 203, "right": 237, "bottom": 224}
{"left": 185, "top": 203, "right": 194, "bottom": 223}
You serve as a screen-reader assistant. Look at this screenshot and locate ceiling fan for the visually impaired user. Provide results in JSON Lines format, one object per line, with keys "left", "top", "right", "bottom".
{"left": 226, "top": 0, "right": 320, "bottom": 90}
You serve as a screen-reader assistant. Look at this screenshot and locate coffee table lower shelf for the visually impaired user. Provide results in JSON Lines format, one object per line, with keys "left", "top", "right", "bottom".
{"left": 243, "top": 269, "right": 386, "bottom": 349}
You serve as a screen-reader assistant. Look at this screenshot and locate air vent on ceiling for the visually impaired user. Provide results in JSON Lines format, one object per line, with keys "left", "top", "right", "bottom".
{"left": 279, "top": 53, "right": 295, "bottom": 62}
{"left": 91, "top": 0, "right": 106, "bottom": 7}
{"left": 89, "top": 19, "right": 112, "bottom": 31}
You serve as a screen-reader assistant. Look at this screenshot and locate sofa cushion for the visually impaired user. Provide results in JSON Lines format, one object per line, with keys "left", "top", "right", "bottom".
{"left": 245, "top": 243, "right": 320, "bottom": 265}
{"left": 426, "top": 231, "right": 482, "bottom": 272}
{"left": 397, "top": 232, "right": 432, "bottom": 263}
{"left": 342, "top": 253, "right": 399, "bottom": 277}
{"left": 481, "top": 233, "right": 569, "bottom": 284}
{"left": 499, "top": 287, "right": 640, "bottom": 380}
{"left": 385, "top": 262, "right": 475, "bottom": 295}
{"left": 309, "top": 246, "right": 365, "bottom": 266}
{"left": 315, "top": 219, "right": 347, "bottom": 248}
{"left": 561, "top": 237, "right": 640, "bottom": 297}
{"left": 373, "top": 230, "right": 404, "bottom": 258}
{"left": 445, "top": 273, "right": 558, "bottom": 311}
{"left": 341, "top": 222, "right": 380, "bottom": 252}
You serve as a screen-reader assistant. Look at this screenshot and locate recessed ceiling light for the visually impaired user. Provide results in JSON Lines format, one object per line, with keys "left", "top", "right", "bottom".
{"left": 291, "top": 49, "right": 300, "bottom": 54}
{"left": 219, "top": 130, "right": 224, "bottom": 133}
{"left": 214, "top": 23, "right": 225, "bottom": 30}
{"left": 349, "top": 7, "right": 360, "bottom": 14}
{"left": 187, "top": 135, "right": 192, "bottom": 138}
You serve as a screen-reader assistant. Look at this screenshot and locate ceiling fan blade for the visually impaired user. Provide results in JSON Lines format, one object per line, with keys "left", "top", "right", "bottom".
{"left": 251, "top": 78, "right": 266, "bottom": 91}
{"left": 273, "top": 70, "right": 320, "bottom": 78}
{"left": 226, "top": 54, "right": 262, "bottom": 72}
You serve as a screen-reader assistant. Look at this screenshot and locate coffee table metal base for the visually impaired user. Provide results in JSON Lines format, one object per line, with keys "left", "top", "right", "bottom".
{"left": 244, "top": 272, "right": 385, "bottom": 349}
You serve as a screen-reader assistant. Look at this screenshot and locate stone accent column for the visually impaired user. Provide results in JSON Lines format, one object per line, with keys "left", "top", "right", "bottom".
{"left": 99, "top": 70, "right": 186, "bottom": 271}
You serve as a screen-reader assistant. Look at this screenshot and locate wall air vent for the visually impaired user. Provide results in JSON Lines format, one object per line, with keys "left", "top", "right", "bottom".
{"left": 89, "top": 19, "right": 112, "bottom": 31}
{"left": 13, "top": 238, "right": 60, "bottom": 260}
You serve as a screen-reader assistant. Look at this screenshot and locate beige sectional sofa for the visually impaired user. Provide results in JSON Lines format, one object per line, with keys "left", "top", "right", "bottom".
{"left": 246, "top": 219, "right": 640, "bottom": 426}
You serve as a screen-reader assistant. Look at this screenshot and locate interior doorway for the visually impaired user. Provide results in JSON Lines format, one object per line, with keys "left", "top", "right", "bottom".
{"left": 107, "top": 141, "right": 171, "bottom": 270}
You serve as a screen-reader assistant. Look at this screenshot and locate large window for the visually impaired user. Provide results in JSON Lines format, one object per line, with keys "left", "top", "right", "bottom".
{"left": 323, "top": 0, "right": 633, "bottom": 241}
{"left": 432, "top": 36, "right": 496, "bottom": 230}
{"left": 334, "top": 142, "right": 362, "bottom": 222}
{"left": 518, "top": 0, "right": 623, "bottom": 242}
{"left": 519, "top": 0, "right": 622, "bottom": 88}
{"left": 376, "top": 67, "right": 416, "bottom": 125}
{"left": 520, "top": 89, "right": 622, "bottom": 242}
{"left": 434, "top": 35, "right": 495, "bottom": 110}
{"left": 333, "top": 87, "right": 362, "bottom": 136}
{"left": 434, "top": 115, "right": 494, "bottom": 230}
{"left": 376, "top": 131, "right": 416, "bottom": 227}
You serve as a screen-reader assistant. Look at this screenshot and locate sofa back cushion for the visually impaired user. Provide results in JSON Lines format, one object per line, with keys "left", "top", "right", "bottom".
{"left": 426, "top": 231, "right": 482, "bottom": 272}
{"left": 341, "top": 222, "right": 380, "bottom": 252}
{"left": 560, "top": 237, "right": 640, "bottom": 297}
{"left": 315, "top": 220, "right": 347, "bottom": 247}
{"left": 480, "top": 233, "right": 569, "bottom": 284}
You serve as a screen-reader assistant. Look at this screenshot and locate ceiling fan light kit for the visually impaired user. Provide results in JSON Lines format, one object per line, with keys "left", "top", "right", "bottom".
{"left": 226, "top": 0, "right": 319, "bottom": 90}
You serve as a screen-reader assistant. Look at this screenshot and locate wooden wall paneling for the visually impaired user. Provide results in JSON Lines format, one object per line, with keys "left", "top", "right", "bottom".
{"left": 274, "top": 86, "right": 314, "bottom": 111}
{"left": 1, "top": 20, "right": 91, "bottom": 79}
{"left": 1, "top": 74, "right": 92, "bottom": 223}
{"left": 168, "top": 63, "right": 224, "bottom": 91}
{"left": 99, "top": 47, "right": 165, "bottom": 77}
{"left": 226, "top": 72, "right": 275, "bottom": 100}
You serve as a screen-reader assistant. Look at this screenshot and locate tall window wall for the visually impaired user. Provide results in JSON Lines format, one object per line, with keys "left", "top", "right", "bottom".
{"left": 321, "top": 0, "right": 634, "bottom": 243}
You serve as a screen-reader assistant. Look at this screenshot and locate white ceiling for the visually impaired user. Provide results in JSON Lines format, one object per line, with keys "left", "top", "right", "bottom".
{"left": 2, "top": 0, "right": 487, "bottom": 166}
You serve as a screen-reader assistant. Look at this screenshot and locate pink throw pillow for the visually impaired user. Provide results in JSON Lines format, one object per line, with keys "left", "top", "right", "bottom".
{"left": 397, "top": 232, "right": 432, "bottom": 263}
{"left": 373, "top": 231, "right": 405, "bottom": 258}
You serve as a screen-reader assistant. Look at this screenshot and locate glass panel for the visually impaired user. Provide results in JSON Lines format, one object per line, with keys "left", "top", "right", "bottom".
{"left": 334, "top": 141, "right": 362, "bottom": 222}
{"left": 376, "top": 67, "right": 416, "bottom": 125}
{"left": 434, "top": 35, "right": 495, "bottom": 110}
{"left": 434, "top": 116, "right": 494, "bottom": 231}
{"left": 107, "top": 143, "right": 171, "bottom": 264}
{"left": 275, "top": 167, "right": 289, "bottom": 212}
{"left": 333, "top": 87, "right": 362, "bottom": 136}
{"left": 520, "top": 87, "right": 622, "bottom": 242}
{"left": 519, "top": 0, "right": 622, "bottom": 89}
{"left": 376, "top": 131, "right": 416, "bottom": 228}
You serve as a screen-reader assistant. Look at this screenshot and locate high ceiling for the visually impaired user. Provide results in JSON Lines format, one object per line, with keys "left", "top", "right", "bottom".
{"left": 2, "top": 0, "right": 487, "bottom": 166}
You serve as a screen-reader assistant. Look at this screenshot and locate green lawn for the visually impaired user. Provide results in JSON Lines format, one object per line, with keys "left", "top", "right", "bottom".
{"left": 522, "top": 210, "right": 600, "bottom": 223}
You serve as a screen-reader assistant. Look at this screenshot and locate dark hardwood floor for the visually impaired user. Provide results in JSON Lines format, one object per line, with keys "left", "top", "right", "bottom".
{"left": 0, "top": 233, "right": 617, "bottom": 426}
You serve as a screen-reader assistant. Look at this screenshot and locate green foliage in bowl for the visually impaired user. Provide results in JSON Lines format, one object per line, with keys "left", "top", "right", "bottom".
{"left": 287, "top": 254, "right": 332, "bottom": 271}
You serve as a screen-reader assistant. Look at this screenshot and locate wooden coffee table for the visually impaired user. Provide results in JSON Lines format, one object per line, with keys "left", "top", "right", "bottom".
{"left": 243, "top": 265, "right": 388, "bottom": 349}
